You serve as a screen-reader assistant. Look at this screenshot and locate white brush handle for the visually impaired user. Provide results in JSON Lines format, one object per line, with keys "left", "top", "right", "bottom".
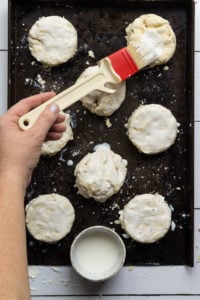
{"left": 18, "top": 58, "right": 121, "bottom": 130}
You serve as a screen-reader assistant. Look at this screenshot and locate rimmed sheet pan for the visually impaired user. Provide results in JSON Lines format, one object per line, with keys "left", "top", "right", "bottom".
{"left": 8, "top": 0, "right": 194, "bottom": 266}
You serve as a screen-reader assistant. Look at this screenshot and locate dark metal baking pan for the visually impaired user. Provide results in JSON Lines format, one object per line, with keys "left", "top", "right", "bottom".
{"left": 8, "top": 0, "right": 194, "bottom": 266}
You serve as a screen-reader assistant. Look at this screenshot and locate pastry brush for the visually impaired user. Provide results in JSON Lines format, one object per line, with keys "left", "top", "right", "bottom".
{"left": 19, "top": 31, "right": 161, "bottom": 130}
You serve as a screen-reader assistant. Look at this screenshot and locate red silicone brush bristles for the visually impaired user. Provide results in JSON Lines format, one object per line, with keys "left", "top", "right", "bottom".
{"left": 108, "top": 47, "right": 139, "bottom": 81}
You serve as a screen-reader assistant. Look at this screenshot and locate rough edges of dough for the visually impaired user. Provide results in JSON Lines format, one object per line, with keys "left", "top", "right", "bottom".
{"left": 127, "top": 104, "right": 178, "bottom": 155}
{"left": 119, "top": 193, "right": 172, "bottom": 243}
{"left": 25, "top": 193, "right": 75, "bottom": 243}
{"left": 74, "top": 148, "right": 128, "bottom": 202}
{"left": 41, "top": 112, "right": 73, "bottom": 157}
{"left": 28, "top": 16, "right": 78, "bottom": 67}
{"left": 77, "top": 65, "right": 126, "bottom": 116}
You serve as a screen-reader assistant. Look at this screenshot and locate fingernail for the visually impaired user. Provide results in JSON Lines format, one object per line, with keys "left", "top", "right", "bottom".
{"left": 50, "top": 104, "right": 59, "bottom": 113}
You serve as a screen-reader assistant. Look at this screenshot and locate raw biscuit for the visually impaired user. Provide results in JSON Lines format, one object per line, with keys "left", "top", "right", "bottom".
{"left": 120, "top": 193, "right": 171, "bottom": 243}
{"left": 127, "top": 104, "right": 178, "bottom": 154}
{"left": 28, "top": 16, "right": 77, "bottom": 66}
{"left": 77, "top": 65, "right": 126, "bottom": 116}
{"left": 126, "top": 14, "right": 176, "bottom": 66}
{"left": 74, "top": 147, "right": 128, "bottom": 202}
{"left": 25, "top": 193, "right": 75, "bottom": 243}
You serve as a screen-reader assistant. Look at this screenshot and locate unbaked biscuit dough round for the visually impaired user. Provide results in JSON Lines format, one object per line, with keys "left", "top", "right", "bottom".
{"left": 28, "top": 16, "right": 77, "bottom": 66}
{"left": 77, "top": 66, "right": 126, "bottom": 116}
{"left": 127, "top": 104, "right": 178, "bottom": 154}
{"left": 126, "top": 14, "right": 176, "bottom": 66}
{"left": 41, "top": 112, "right": 73, "bottom": 156}
{"left": 25, "top": 193, "right": 75, "bottom": 243}
{"left": 74, "top": 148, "right": 128, "bottom": 202}
{"left": 120, "top": 193, "right": 171, "bottom": 243}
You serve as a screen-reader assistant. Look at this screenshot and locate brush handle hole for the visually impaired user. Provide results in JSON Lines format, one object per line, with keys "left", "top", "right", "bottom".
{"left": 23, "top": 119, "right": 29, "bottom": 127}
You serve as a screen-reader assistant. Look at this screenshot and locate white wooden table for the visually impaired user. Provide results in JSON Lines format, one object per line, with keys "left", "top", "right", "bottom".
{"left": 1, "top": 0, "right": 200, "bottom": 299}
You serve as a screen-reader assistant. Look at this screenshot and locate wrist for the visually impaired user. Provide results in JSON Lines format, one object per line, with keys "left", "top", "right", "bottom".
{"left": 0, "top": 167, "right": 28, "bottom": 194}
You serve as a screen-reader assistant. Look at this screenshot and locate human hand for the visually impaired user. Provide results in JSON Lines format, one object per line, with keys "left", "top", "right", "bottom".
{"left": 0, "top": 92, "right": 66, "bottom": 189}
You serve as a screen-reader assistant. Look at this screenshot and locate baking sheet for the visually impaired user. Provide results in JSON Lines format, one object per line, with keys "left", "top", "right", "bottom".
{"left": 8, "top": 0, "right": 194, "bottom": 266}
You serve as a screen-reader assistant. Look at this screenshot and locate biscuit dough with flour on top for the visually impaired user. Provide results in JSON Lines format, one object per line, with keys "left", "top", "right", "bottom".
{"left": 77, "top": 65, "right": 126, "bottom": 116}
{"left": 74, "top": 147, "right": 128, "bottom": 202}
{"left": 127, "top": 104, "right": 178, "bottom": 154}
{"left": 126, "top": 14, "right": 176, "bottom": 67}
{"left": 25, "top": 193, "right": 75, "bottom": 243}
{"left": 41, "top": 112, "right": 73, "bottom": 156}
{"left": 28, "top": 16, "right": 77, "bottom": 66}
{"left": 119, "top": 193, "right": 172, "bottom": 243}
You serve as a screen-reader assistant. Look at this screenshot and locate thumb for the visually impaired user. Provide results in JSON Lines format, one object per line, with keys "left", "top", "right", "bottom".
{"left": 29, "top": 103, "right": 60, "bottom": 142}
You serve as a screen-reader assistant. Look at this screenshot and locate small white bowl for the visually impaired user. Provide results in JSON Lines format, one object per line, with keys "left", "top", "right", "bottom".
{"left": 70, "top": 226, "right": 126, "bottom": 282}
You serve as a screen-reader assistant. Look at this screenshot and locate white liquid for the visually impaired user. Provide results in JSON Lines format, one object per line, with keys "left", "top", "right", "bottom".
{"left": 134, "top": 29, "right": 163, "bottom": 65}
{"left": 75, "top": 232, "right": 120, "bottom": 276}
{"left": 93, "top": 143, "right": 111, "bottom": 152}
